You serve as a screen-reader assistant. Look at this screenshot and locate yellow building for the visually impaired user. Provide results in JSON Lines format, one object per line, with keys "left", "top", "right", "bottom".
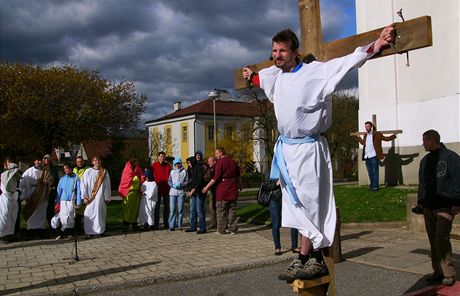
{"left": 145, "top": 97, "right": 268, "bottom": 172}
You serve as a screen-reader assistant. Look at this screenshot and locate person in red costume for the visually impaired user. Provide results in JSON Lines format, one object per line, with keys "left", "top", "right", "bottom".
{"left": 118, "top": 158, "right": 144, "bottom": 232}
{"left": 151, "top": 151, "right": 171, "bottom": 230}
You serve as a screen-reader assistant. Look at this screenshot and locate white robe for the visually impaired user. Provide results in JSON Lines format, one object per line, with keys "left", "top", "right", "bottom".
{"left": 51, "top": 201, "right": 75, "bottom": 231}
{"left": 138, "top": 181, "right": 158, "bottom": 226}
{"left": 20, "top": 166, "right": 48, "bottom": 230}
{"left": 80, "top": 168, "right": 111, "bottom": 235}
{"left": 0, "top": 187, "right": 18, "bottom": 237}
{"left": 259, "top": 45, "right": 373, "bottom": 249}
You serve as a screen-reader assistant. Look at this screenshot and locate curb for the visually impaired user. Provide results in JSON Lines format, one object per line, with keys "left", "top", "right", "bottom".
{"left": 52, "top": 255, "right": 296, "bottom": 295}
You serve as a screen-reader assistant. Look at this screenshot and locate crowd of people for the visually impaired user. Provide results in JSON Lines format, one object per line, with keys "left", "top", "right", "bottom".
{"left": 0, "top": 147, "right": 245, "bottom": 243}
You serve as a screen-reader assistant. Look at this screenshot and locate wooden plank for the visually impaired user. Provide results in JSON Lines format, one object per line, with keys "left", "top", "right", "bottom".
{"left": 349, "top": 129, "right": 403, "bottom": 136}
{"left": 234, "top": 16, "right": 432, "bottom": 90}
{"left": 323, "top": 246, "right": 336, "bottom": 296}
{"left": 298, "top": 0, "right": 323, "bottom": 56}
{"left": 323, "top": 16, "right": 432, "bottom": 61}
{"left": 292, "top": 276, "right": 330, "bottom": 289}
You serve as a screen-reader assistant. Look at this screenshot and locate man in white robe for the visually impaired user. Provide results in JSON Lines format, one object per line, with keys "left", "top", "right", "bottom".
{"left": 243, "top": 25, "right": 395, "bottom": 281}
{"left": 0, "top": 156, "right": 22, "bottom": 242}
{"left": 20, "top": 156, "right": 50, "bottom": 238}
{"left": 81, "top": 156, "right": 111, "bottom": 237}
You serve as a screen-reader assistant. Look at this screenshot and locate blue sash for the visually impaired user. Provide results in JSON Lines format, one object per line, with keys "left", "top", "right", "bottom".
{"left": 270, "top": 134, "right": 319, "bottom": 206}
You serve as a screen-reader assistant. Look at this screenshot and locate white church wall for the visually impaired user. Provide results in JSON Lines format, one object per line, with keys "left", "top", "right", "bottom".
{"left": 356, "top": 0, "right": 459, "bottom": 185}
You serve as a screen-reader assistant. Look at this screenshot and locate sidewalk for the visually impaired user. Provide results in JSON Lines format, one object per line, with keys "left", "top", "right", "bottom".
{"left": 1, "top": 224, "right": 459, "bottom": 295}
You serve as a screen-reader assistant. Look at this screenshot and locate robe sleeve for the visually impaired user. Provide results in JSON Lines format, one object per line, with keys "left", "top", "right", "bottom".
{"left": 80, "top": 171, "right": 89, "bottom": 199}
{"left": 258, "top": 66, "right": 281, "bottom": 102}
{"left": 104, "top": 173, "right": 111, "bottom": 202}
{"left": 56, "top": 178, "right": 64, "bottom": 203}
{"left": 322, "top": 43, "right": 376, "bottom": 97}
{"left": 152, "top": 182, "right": 158, "bottom": 202}
{"left": 76, "top": 178, "right": 82, "bottom": 206}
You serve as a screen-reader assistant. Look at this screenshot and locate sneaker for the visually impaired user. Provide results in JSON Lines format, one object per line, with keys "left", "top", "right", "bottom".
{"left": 215, "top": 231, "right": 225, "bottom": 235}
{"left": 55, "top": 235, "right": 62, "bottom": 240}
{"left": 296, "top": 258, "right": 328, "bottom": 280}
{"left": 442, "top": 277, "right": 455, "bottom": 286}
{"left": 230, "top": 231, "right": 237, "bottom": 235}
{"left": 185, "top": 229, "right": 196, "bottom": 233}
{"left": 196, "top": 230, "right": 207, "bottom": 234}
{"left": 278, "top": 258, "right": 304, "bottom": 283}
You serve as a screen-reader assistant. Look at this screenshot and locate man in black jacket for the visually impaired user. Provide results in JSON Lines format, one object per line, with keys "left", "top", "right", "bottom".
{"left": 185, "top": 156, "right": 206, "bottom": 234}
{"left": 416, "top": 130, "right": 460, "bottom": 286}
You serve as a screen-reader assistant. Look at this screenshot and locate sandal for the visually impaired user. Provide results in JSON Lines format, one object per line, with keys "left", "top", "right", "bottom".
{"left": 274, "top": 248, "right": 282, "bottom": 256}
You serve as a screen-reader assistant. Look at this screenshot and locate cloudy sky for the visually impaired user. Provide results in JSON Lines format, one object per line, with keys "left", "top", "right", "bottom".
{"left": 0, "top": 0, "right": 357, "bottom": 123}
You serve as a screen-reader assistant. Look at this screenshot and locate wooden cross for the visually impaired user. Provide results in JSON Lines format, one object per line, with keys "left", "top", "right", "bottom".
{"left": 233, "top": 0, "right": 432, "bottom": 90}
{"left": 349, "top": 114, "right": 403, "bottom": 136}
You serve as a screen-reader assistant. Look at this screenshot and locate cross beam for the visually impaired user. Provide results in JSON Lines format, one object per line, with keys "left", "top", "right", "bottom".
{"left": 234, "top": 0, "right": 432, "bottom": 90}
{"left": 350, "top": 114, "right": 403, "bottom": 136}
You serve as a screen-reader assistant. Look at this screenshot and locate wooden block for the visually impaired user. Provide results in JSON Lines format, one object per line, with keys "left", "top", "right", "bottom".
{"left": 292, "top": 276, "right": 330, "bottom": 289}
{"left": 293, "top": 284, "right": 328, "bottom": 296}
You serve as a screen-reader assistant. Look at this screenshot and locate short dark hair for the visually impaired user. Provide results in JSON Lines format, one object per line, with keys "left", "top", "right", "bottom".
{"left": 158, "top": 151, "right": 166, "bottom": 156}
{"left": 76, "top": 156, "right": 84, "bottom": 160}
{"left": 5, "top": 155, "right": 16, "bottom": 163}
{"left": 272, "top": 29, "right": 299, "bottom": 51}
{"left": 423, "top": 129, "right": 441, "bottom": 144}
{"left": 365, "top": 121, "right": 376, "bottom": 131}
{"left": 216, "top": 147, "right": 226, "bottom": 154}
{"left": 63, "top": 162, "right": 74, "bottom": 169}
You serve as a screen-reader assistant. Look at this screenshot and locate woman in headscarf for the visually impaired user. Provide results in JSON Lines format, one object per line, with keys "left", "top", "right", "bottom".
{"left": 118, "top": 158, "right": 144, "bottom": 232}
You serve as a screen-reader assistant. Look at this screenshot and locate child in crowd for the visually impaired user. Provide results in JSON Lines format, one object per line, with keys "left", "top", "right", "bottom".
{"left": 138, "top": 168, "right": 158, "bottom": 230}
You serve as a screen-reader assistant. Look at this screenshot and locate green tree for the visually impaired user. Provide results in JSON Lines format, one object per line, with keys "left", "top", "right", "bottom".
{"left": 0, "top": 63, "right": 146, "bottom": 156}
{"left": 323, "top": 91, "right": 359, "bottom": 177}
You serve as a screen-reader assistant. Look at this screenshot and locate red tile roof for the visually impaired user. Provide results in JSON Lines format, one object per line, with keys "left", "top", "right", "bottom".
{"left": 146, "top": 99, "right": 264, "bottom": 123}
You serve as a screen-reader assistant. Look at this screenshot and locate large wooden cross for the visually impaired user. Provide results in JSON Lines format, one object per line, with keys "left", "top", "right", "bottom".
{"left": 233, "top": 0, "right": 432, "bottom": 90}
{"left": 349, "top": 114, "right": 403, "bottom": 137}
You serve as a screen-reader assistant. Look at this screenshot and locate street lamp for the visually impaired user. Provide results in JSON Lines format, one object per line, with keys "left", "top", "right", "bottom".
{"left": 208, "top": 90, "right": 220, "bottom": 151}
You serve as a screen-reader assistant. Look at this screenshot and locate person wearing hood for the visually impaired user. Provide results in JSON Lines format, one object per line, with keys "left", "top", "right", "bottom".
{"left": 0, "top": 156, "right": 22, "bottom": 242}
{"left": 185, "top": 156, "right": 207, "bottom": 234}
{"left": 118, "top": 158, "right": 145, "bottom": 232}
{"left": 195, "top": 150, "right": 208, "bottom": 173}
{"left": 167, "top": 157, "right": 188, "bottom": 231}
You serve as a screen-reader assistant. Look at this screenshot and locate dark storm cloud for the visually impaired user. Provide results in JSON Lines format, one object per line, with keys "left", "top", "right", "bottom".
{"left": 0, "top": 0, "right": 357, "bottom": 122}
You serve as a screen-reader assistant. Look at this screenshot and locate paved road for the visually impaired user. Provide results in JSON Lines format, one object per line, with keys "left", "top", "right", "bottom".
{"left": 92, "top": 261, "right": 421, "bottom": 296}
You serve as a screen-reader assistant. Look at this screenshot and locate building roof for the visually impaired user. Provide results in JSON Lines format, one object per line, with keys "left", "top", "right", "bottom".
{"left": 146, "top": 99, "right": 264, "bottom": 124}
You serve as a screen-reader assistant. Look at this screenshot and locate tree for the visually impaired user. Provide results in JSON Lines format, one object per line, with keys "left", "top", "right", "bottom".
{"left": 148, "top": 129, "right": 177, "bottom": 162}
{"left": 0, "top": 63, "right": 146, "bottom": 156}
{"left": 218, "top": 126, "right": 254, "bottom": 175}
{"left": 323, "top": 91, "right": 359, "bottom": 177}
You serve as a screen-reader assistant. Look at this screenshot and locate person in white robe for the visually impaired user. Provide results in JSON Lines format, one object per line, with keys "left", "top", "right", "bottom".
{"left": 242, "top": 25, "right": 395, "bottom": 281}
{"left": 138, "top": 168, "right": 158, "bottom": 230}
{"left": 81, "top": 156, "right": 111, "bottom": 237}
{"left": 52, "top": 163, "right": 82, "bottom": 239}
{"left": 20, "top": 156, "right": 50, "bottom": 237}
{"left": 0, "top": 157, "right": 22, "bottom": 241}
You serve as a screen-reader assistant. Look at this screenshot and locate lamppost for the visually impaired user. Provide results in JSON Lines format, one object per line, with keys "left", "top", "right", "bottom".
{"left": 207, "top": 89, "right": 220, "bottom": 151}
